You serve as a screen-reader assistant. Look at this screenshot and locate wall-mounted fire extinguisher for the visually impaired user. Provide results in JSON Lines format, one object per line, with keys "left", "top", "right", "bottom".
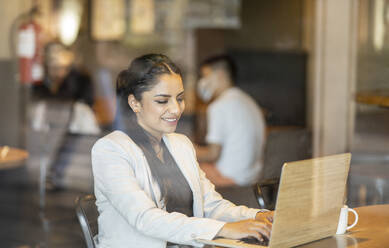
{"left": 17, "top": 19, "right": 44, "bottom": 85}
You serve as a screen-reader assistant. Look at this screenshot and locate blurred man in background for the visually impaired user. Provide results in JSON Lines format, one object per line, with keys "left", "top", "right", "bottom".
{"left": 195, "top": 55, "right": 266, "bottom": 187}
{"left": 33, "top": 42, "right": 94, "bottom": 106}
{"left": 32, "top": 41, "right": 99, "bottom": 191}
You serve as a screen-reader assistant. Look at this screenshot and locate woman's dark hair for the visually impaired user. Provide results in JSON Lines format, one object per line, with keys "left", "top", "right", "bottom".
{"left": 116, "top": 54, "right": 182, "bottom": 202}
{"left": 116, "top": 53, "right": 181, "bottom": 103}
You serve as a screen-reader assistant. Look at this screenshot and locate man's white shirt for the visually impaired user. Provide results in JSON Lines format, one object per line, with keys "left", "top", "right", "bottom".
{"left": 206, "top": 87, "right": 266, "bottom": 185}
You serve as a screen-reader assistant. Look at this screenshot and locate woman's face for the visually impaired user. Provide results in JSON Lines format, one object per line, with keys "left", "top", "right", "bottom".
{"left": 130, "top": 73, "right": 185, "bottom": 140}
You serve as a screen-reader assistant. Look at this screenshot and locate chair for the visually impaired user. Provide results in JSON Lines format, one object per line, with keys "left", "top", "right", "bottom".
{"left": 254, "top": 178, "right": 280, "bottom": 210}
{"left": 216, "top": 185, "right": 262, "bottom": 209}
{"left": 75, "top": 194, "right": 98, "bottom": 248}
{"left": 254, "top": 128, "right": 312, "bottom": 210}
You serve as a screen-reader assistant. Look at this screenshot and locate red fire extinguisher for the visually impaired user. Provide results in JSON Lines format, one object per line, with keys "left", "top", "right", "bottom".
{"left": 17, "top": 19, "right": 44, "bottom": 85}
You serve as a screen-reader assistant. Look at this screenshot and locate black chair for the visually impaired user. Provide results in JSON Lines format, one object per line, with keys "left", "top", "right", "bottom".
{"left": 254, "top": 128, "right": 312, "bottom": 210}
{"left": 216, "top": 185, "right": 262, "bottom": 209}
{"left": 254, "top": 178, "right": 280, "bottom": 210}
{"left": 75, "top": 194, "right": 98, "bottom": 248}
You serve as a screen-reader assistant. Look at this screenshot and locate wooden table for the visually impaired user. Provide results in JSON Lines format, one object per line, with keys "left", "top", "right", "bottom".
{"left": 356, "top": 90, "right": 389, "bottom": 108}
{"left": 299, "top": 204, "right": 389, "bottom": 247}
{"left": 209, "top": 205, "right": 389, "bottom": 247}
{"left": 0, "top": 146, "right": 28, "bottom": 170}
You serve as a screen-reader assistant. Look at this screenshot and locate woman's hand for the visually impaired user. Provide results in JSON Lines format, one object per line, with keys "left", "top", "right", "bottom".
{"left": 255, "top": 211, "right": 274, "bottom": 224}
{"left": 217, "top": 219, "right": 272, "bottom": 242}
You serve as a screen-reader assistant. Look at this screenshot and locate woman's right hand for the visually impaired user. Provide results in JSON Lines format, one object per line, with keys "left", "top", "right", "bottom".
{"left": 217, "top": 219, "right": 272, "bottom": 242}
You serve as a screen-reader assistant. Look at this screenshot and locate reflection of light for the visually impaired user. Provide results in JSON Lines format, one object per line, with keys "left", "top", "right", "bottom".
{"left": 311, "top": 159, "right": 321, "bottom": 216}
{"left": 58, "top": 0, "right": 82, "bottom": 46}
{"left": 130, "top": 0, "right": 155, "bottom": 34}
{"left": 0, "top": 146, "right": 10, "bottom": 159}
{"left": 374, "top": 0, "right": 385, "bottom": 51}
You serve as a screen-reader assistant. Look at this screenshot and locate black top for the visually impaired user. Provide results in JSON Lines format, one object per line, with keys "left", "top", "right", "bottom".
{"left": 159, "top": 141, "right": 194, "bottom": 248}
{"left": 32, "top": 67, "right": 94, "bottom": 106}
{"left": 160, "top": 141, "right": 193, "bottom": 217}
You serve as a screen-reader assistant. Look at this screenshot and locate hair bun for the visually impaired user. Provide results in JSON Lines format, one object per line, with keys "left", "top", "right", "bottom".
{"left": 116, "top": 69, "right": 130, "bottom": 96}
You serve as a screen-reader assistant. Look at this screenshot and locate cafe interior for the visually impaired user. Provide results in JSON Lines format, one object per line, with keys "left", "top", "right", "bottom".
{"left": 0, "top": 0, "right": 389, "bottom": 247}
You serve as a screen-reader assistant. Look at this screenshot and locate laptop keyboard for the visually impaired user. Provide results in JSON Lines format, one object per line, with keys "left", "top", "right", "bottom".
{"left": 239, "top": 237, "right": 269, "bottom": 247}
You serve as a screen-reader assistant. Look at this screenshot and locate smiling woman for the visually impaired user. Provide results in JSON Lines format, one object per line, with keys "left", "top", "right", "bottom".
{"left": 91, "top": 54, "right": 273, "bottom": 248}
{"left": 129, "top": 72, "right": 185, "bottom": 142}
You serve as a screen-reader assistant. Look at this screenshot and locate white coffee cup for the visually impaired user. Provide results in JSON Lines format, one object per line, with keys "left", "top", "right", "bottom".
{"left": 336, "top": 205, "right": 358, "bottom": 234}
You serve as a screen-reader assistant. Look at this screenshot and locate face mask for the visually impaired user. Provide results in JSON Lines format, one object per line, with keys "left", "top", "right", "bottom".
{"left": 197, "top": 73, "right": 217, "bottom": 102}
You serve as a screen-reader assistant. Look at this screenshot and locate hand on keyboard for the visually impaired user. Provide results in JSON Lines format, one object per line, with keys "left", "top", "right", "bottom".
{"left": 217, "top": 219, "right": 271, "bottom": 242}
{"left": 239, "top": 236, "right": 269, "bottom": 246}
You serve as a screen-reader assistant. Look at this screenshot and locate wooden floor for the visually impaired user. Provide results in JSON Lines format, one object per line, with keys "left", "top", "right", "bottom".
{"left": 0, "top": 168, "right": 85, "bottom": 248}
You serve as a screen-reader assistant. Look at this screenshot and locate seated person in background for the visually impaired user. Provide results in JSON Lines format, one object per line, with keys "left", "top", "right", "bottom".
{"left": 91, "top": 54, "right": 272, "bottom": 247}
{"left": 33, "top": 41, "right": 94, "bottom": 106}
{"left": 195, "top": 55, "right": 266, "bottom": 187}
{"left": 32, "top": 41, "right": 96, "bottom": 190}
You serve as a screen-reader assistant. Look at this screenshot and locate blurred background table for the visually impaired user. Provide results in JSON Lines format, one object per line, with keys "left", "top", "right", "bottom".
{"left": 0, "top": 146, "right": 28, "bottom": 170}
{"left": 356, "top": 90, "right": 389, "bottom": 108}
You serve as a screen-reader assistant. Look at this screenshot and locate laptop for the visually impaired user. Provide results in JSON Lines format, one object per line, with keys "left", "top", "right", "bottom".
{"left": 197, "top": 153, "right": 351, "bottom": 248}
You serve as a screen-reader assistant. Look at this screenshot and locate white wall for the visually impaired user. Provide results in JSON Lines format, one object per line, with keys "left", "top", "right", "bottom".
{"left": 0, "top": 0, "right": 32, "bottom": 59}
{"left": 310, "top": 0, "right": 358, "bottom": 156}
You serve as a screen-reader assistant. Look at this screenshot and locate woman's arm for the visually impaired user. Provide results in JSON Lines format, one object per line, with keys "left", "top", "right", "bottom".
{"left": 191, "top": 145, "right": 272, "bottom": 241}
{"left": 92, "top": 137, "right": 225, "bottom": 246}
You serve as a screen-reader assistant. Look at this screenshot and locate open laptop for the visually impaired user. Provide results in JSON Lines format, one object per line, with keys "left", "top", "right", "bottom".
{"left": 197, "top": 153, "right": 351, "bottom": 248}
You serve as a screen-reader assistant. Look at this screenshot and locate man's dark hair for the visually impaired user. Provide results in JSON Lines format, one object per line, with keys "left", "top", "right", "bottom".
{"left": 200, "top": 54, "right": 237, "bottom": 82}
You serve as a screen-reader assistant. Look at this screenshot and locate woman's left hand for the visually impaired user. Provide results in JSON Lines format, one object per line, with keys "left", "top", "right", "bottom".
{"left": 255, "top": 211, "right": 274, "bottom": 224}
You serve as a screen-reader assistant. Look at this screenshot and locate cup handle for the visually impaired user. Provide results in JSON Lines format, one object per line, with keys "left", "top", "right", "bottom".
{"left": 346, "top": 208, "right": 358, "bottom": 230}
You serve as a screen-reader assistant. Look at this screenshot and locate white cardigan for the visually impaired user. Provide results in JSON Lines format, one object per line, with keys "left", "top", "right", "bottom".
{"left": 91, "top": 131, "right": 261, "bottom": 248}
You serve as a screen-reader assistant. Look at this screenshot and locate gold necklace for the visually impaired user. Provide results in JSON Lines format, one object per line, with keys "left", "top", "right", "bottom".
{"left": 154, "top": 144, "right": 163, "bottom": 155}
